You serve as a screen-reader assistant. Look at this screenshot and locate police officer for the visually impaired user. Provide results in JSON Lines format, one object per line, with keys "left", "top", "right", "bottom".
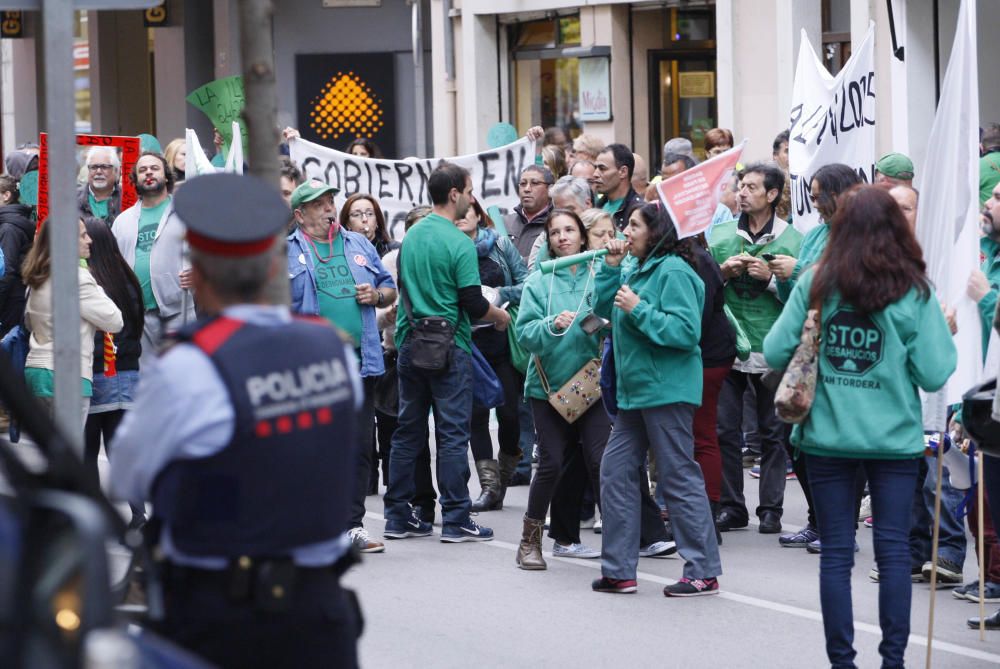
{"left": 110, "top": 173, "right": 363, "bottom": 668}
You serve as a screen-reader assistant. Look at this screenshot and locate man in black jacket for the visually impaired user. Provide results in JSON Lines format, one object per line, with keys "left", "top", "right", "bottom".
{"left": 593, "top": 143, "right": 644, "bottom": 230}
{"left": 502, "top": 165, "right": 554, "bottom": 261}
{"left": 0, "top": 175, "right": 34, "bottom": 338}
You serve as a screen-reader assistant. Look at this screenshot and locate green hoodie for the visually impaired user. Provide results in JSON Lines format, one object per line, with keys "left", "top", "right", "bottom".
{"left": 594, "top": 253, "right": 704, "bottom": 410}
{"left": 978, "top": 236, "right": 1000, "bottom": 358}
{"left": 776, "top": 222, "right": 828, "bottom": 303}
{"left": 710, "top": 215, "right": 803, "bottom": 351}
{"left": 763, "top": 270, "right": 957, "bottom": 459}
{"left": 516, "top": 262, "right": 604, "bottom": 401}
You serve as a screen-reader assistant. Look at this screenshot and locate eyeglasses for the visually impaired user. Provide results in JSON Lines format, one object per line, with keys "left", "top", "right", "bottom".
{"left": 88, "top": 164, "right": 114, "bottom": 172}
{"left": 349, "top": 210, "right": 377, "bottom": 220}
{"left": 518, "top": 180, "right": 549, "bottom": 188}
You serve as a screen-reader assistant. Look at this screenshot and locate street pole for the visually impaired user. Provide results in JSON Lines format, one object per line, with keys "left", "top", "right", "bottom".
{"left": 43, "top": 0, "right": 83, "bottom": 453}
{"left": 237, "top": 0, "right": 289, "bottom": 306}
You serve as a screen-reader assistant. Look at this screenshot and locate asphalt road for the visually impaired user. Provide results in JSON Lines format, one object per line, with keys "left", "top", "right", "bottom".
{"left": 347, "top": 464, "right": 1000, "bottom": 669}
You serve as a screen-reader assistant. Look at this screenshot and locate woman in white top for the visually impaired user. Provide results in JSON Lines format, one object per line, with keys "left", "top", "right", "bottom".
{"left": 22, "top": 218, "right": 123, "bottom": 423}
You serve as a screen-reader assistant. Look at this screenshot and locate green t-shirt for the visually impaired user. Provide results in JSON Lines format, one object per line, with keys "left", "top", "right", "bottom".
{"left": 310, "top": 234, "right": 363, "bottom": 346}
{"left": 25, "top": 367, "right": 93, "bottom": 398}
{"left": 394, "top": 213, "right": 481, "bottom": 353}
{"left": 88, "top": 191, "right": 109, "bottom": 220}
{"left": 135, "top": 198, "right": 170, "bottom": 310}
{"left": 601, "top": 197, "right": 624, "bottom": 215}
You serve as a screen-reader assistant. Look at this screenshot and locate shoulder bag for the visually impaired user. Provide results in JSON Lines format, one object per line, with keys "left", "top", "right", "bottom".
{"left": 398, "top": 245, "right": 456, "bottom": 373}
{"left": 535, "top": 354, "right": 602, "bottom": 424}
{"left": 774, "top": 302, "right": 822, "bottom": 424}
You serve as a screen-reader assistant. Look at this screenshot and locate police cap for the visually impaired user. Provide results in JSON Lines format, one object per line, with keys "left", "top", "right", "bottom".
{"left": 175, "top": 173, "right": 290, "bottom": 257}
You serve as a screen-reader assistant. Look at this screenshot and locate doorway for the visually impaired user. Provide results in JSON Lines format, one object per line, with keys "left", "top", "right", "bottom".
{"left": 648, "top": 49, "right": 717, "bottom": 169}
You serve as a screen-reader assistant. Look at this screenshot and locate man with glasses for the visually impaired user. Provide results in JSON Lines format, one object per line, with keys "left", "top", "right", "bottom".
{"left": 78, "top": 146, "right": 122, "bottom": 225}
{"left": 286, "top": 179, "right": 396, "bottom": 555}
{"left": 504, "top": 165, "right": 555, "bottom": 260}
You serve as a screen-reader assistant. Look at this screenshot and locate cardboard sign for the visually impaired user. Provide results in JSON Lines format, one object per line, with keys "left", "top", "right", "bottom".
{"left": 37, "top": 133, "right": 141, "bottom": 225}
{"left": 186, "top": 76, "right": 248, "bottom": 156}
{"left": 290, "top": 136, "right": 534, "bottom": 240}
{"left": 788, "top": 25, "right": 876, "bottom": 233}
{"left": 655, "top": 141, "right": 746, "bottom": 239}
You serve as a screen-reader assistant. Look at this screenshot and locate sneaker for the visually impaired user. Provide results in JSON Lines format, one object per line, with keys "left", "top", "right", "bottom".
{"left": 552, "top": 542, "right": 600, "bottom": 559}
{"left": 383, "top": 512, "right": 433, "bottom": 539}
{"left": 531, "top": 444, "right": 539, "bottom": 464}
{"left": 858, "top": 495, "right": 872, "bottom": 521}
{"left": 742, "top": 448, "right": 759, "bottom": 468}
{"left": 965, "top": 581, "right": 1000, "bottom": 603}
{"left": 778, "top": 526, "right": 820, "bottom": 548}
{"left": 592, "top": 576, "right": 637, "bottom": 593}
{"left": 639, "top": 540, "right": 678, "bottom": 558}
{"left": 806, "top": 539, "right": 859, "bottom": 554}
{"left": 593, "top": 517, "right": 602, "bottom": 534}
{"left": 440, "top": 518, "right": 494, "bottom": 543}
{"left": 785, "top": 463, "right": 797, "bottom": 480}
{"left": 863, "top": 516, "right": 873, "bottom": 528}
{"left": 869, "top": 565, "right": 925, "bottom": 583}
{"left": 663, "top": 577, "right": 720, "bottom": 597}
{"left": 749, "top": 465, "right": 761, "bottom": 479}
{"left": 580, "top": 516, "right": 596, "bottom": 530}
{"left": 921, "top": 558, "right": 962, "bottom": 585}
{"left": 954, "top": 580, "right": 979, "bottom": 599}
{"left": 348, "top": 526, "right": 385, "bottom": 553}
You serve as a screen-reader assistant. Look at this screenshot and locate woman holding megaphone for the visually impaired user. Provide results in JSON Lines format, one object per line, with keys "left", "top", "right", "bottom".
{"left": 591, "top": 202, "right": 722, "bottom": 596}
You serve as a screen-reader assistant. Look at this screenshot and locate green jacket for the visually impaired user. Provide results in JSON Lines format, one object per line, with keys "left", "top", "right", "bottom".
{"left": 710, "top": 215, "right": 803, "bottom": 351}
{"left": 516, "top": 263, "right": 603, "bottom": 401}
{"left": 978, "top": 236, "right": 1000, "bottom": 359}
{"left": 777, "top": 222, "right": 828, "bottom": 303}
{"left": 763, "top": 270, "right": 957, "bottom": 459}
{"left": 594, "top": 253, "right": 704, "bottom": 410}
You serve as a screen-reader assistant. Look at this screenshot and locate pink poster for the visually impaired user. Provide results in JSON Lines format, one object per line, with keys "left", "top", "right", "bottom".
{"left": 655, "top": 141, "right": 746, "bottom": 239}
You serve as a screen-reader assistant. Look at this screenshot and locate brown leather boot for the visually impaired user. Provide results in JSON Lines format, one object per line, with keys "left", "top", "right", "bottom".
{"left": 516, "top": 516, "right": 547, "bottom": 570}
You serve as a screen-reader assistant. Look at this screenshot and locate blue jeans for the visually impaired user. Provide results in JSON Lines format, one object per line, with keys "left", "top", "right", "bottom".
{"left": 806, "top": 454, "right": 919, "bottom": 669}
{"left": 909, "top": 456, "right": 967, "bottom": 568}
{"left": 384, "top": 341, "right": 473, "bottom": 526}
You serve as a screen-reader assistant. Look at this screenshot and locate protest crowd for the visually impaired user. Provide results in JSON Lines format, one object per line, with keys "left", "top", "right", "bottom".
{"left": 4, "top": 105, "right": 1000, "bottom": 668}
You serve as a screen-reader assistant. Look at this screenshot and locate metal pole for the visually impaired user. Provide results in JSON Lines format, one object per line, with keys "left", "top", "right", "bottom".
{"left": 43, "top": 0, "right": 83, "bottom": 452}
{"left": 412, "top": 0, "right": 427, "bottom": 156}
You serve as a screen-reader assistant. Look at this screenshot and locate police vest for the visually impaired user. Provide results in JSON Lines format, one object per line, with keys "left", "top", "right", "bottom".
{"left": 152, "top": 315, "right": 358, "bottom": 557}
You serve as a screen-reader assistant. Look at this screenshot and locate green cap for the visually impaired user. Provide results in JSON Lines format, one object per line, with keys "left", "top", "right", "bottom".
{"left": 290, "top": 179, "right": 339, "bottom": 210}
{"left": 875, "top": 152, "right": 914, "bottom": 180}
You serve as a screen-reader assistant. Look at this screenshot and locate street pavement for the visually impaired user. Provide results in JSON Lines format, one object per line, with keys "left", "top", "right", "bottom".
{"left": 348, "top": 461, "right": 1000, "bottom": 669}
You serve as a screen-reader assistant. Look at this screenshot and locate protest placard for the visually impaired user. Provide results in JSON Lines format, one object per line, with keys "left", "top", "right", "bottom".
{"left": 37, "top": 133, "right": 141, "bottom": 225}
{"left": 788, "top": 24, "right": 876, "bottom": 233}
{"left": 289, "top": 136, "right": 534, "bottom": 239}
{"left": 186, "top": 75, "right": 249, "bottom": 158}
{"left": 656, "top": 141, "right": 745, "bottom": 239}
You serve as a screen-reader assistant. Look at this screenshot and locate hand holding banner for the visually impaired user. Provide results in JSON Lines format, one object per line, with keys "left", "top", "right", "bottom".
{"left": 655, "top": 141, "right": 746, "bottom": 239}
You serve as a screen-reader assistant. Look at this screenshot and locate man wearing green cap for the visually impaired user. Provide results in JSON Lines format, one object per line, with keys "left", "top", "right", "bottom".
{"left": 874, "top": 152, "right": 914, "bottom": 188}
{"left": 287, "top": 178, "right": 396, "bottom": 556}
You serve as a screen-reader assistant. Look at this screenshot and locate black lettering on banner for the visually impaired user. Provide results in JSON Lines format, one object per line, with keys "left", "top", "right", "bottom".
{"left": 395, "top": 163, "right": 415, "bottom": 201}
{"left": 376, "top": 164, "right": 393, "bottom": 200}
{"left": 343, "top": 160, "right": 361, "bottom": 195}
{"left": 364, "top": 162, "right": 374, "bottom": 195}
{"left": 389, "top": 211, "right": 409, "bottom": 240}
{"left": 325, "top": 162, "right": 341, "bottom": 191}
{"left": 415, "top": 162, "right": 433, "bottom": 205}
{"left": 503, "top": 148, "right": 527, "bottom": 197}
{"left": 301, "top": 157, "right": 321, "bottom": 181}
{"left": 864, "top": 71, "right": 876, "bottom": 125}
{"left": 479, "top": 153, "right": 501, "bottom": 198}
{"left": 791, "top": 174, "right": 812, "bottom": 217}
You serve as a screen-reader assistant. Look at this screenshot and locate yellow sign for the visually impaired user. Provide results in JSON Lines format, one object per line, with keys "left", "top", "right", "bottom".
{"left": 1, "top": 11, "right": 23, "bottom": 38}
{"left": 678, "top": 72, "right": 715, "bottom": 99}
{"left": 309, "top": 72, "right": 384, "bottom": 142}
{"left": 144, "top": 5, "right": 167, "bottom": 27}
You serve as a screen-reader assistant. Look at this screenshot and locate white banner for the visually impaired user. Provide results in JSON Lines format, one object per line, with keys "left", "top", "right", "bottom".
{"left": 289, "top": 136, "right": 534, "bottom": 240}
{"left": 789, "top": 24, "right": 876, "bottom": 233}
{"left": 915, "top": 0, "right": 982, "bottom": 424}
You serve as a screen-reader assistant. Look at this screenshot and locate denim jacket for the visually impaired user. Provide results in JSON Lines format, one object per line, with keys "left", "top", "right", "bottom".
{"left": 287, "top": 227, "right": 396, "bottom": 377}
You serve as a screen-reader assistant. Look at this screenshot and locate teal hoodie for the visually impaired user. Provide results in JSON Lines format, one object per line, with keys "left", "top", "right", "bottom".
{"left": 978, "top": 236, "right": 1000, "bottom": 358}
{"left": 776, "top": 222, "right": 829, "bottom": 303}
{"left": 763, "top": 270, "right": 957, "bottom": 459}
{"left": 516, "top": 261, "right": 603, "bottom": 401}
{"left": 594, "top": 253, "right": 704, "bottom": 410}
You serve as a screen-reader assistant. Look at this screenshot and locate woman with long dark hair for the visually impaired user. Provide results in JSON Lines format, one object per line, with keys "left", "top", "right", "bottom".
{"left": 340, "top": 193, "right": 400, "bottom": 258}
{"left": 83, "top": 217, "right": 145, "bottom": 523}
{"left": 764, "top": 185, "right": 956, "bottom": 667}
{"left": 591, "top": 202, "right": 721, "bottom": 595}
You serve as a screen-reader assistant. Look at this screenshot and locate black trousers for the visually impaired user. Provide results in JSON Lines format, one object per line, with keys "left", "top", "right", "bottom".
{"left": 350, "top": 376, "right": 377, "bottom": 528}
{"left": 159, "top": 567, "right": 359, "bottom": 669}
{"left": 469, "top": 357, "right": 523, "bottom": 461}
{"left": 84, "top": 409, "right": 144, "bottom": 520}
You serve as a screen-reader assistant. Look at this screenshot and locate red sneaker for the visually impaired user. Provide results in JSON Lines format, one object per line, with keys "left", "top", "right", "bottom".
{"left": 592, "top": 576, "right": 637, "bottom": 593}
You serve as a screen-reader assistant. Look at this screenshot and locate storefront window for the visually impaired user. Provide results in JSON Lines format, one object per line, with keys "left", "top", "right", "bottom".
{"left": 511, "top": 16, "right": 582, "bottom": 137}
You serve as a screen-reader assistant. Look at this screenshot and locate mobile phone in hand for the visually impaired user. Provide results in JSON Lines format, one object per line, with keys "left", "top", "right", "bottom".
{"left": 761, "top": 253, "right": 776, "bottom": 262}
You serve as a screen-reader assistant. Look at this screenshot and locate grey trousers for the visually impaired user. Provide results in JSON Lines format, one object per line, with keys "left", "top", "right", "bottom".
{"left": 600, "top": 403, "right": 722, "bottom": 581}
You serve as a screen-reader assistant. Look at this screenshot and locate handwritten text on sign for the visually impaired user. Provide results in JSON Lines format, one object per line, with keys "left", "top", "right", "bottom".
{"left": 290, "top": 136, "right": 533, "bottom": 239}
{"left": 656, "top": 141, "right": 746, "bottom": 240}
{"left": 788, "top": 25, "right": 876, "bottom": 233}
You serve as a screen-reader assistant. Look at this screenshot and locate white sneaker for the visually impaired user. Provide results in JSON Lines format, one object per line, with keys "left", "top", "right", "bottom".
{"left": 552, "top": 542, "right": 600, "bottom": 559}
{"left": 580, "top": 516, "right": 596, "bottom": 530}
{"left": 593, "top": 516, "right": 602, "bottom": 534}
{"left": 349, "top": 526, "right": 385, "bottom": 553}
{"left": 639, "top": 540, "right": 677, "bottom": 558}
{"left": 858, "top": 495, "right": 872, "bottom": 521}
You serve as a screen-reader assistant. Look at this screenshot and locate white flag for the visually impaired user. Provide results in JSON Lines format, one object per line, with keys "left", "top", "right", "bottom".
{"left": 788, "top": 24, "right": 876, "bottom": 233}
{"left": 915, "top": 0, "right": 981, "bottom": 426}
{"left": 223, "top": 121, "right": 244, "bottom": 175}
{"left": 185, "top": 128, "right": 217, "bottom": 179}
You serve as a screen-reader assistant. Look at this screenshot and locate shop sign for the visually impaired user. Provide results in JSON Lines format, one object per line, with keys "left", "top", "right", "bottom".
{"left": 578, "top": 56, "right": 611, "bottom": 122}
{"left": 678, "top": 72, "right": 714, "bottom": 98}
{"left": 1, "top": 11, "right": 22, "bottom": 37}
{"left": 143, "top": 3, "right": 167, "bottom": 27}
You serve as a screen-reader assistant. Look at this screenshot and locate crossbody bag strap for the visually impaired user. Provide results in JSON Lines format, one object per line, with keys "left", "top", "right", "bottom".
{"left": 398, "top": 244, "right": 416, "bottom": 327}
{"left": 533, "top": 354, "right": 552, "bottom": 395}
